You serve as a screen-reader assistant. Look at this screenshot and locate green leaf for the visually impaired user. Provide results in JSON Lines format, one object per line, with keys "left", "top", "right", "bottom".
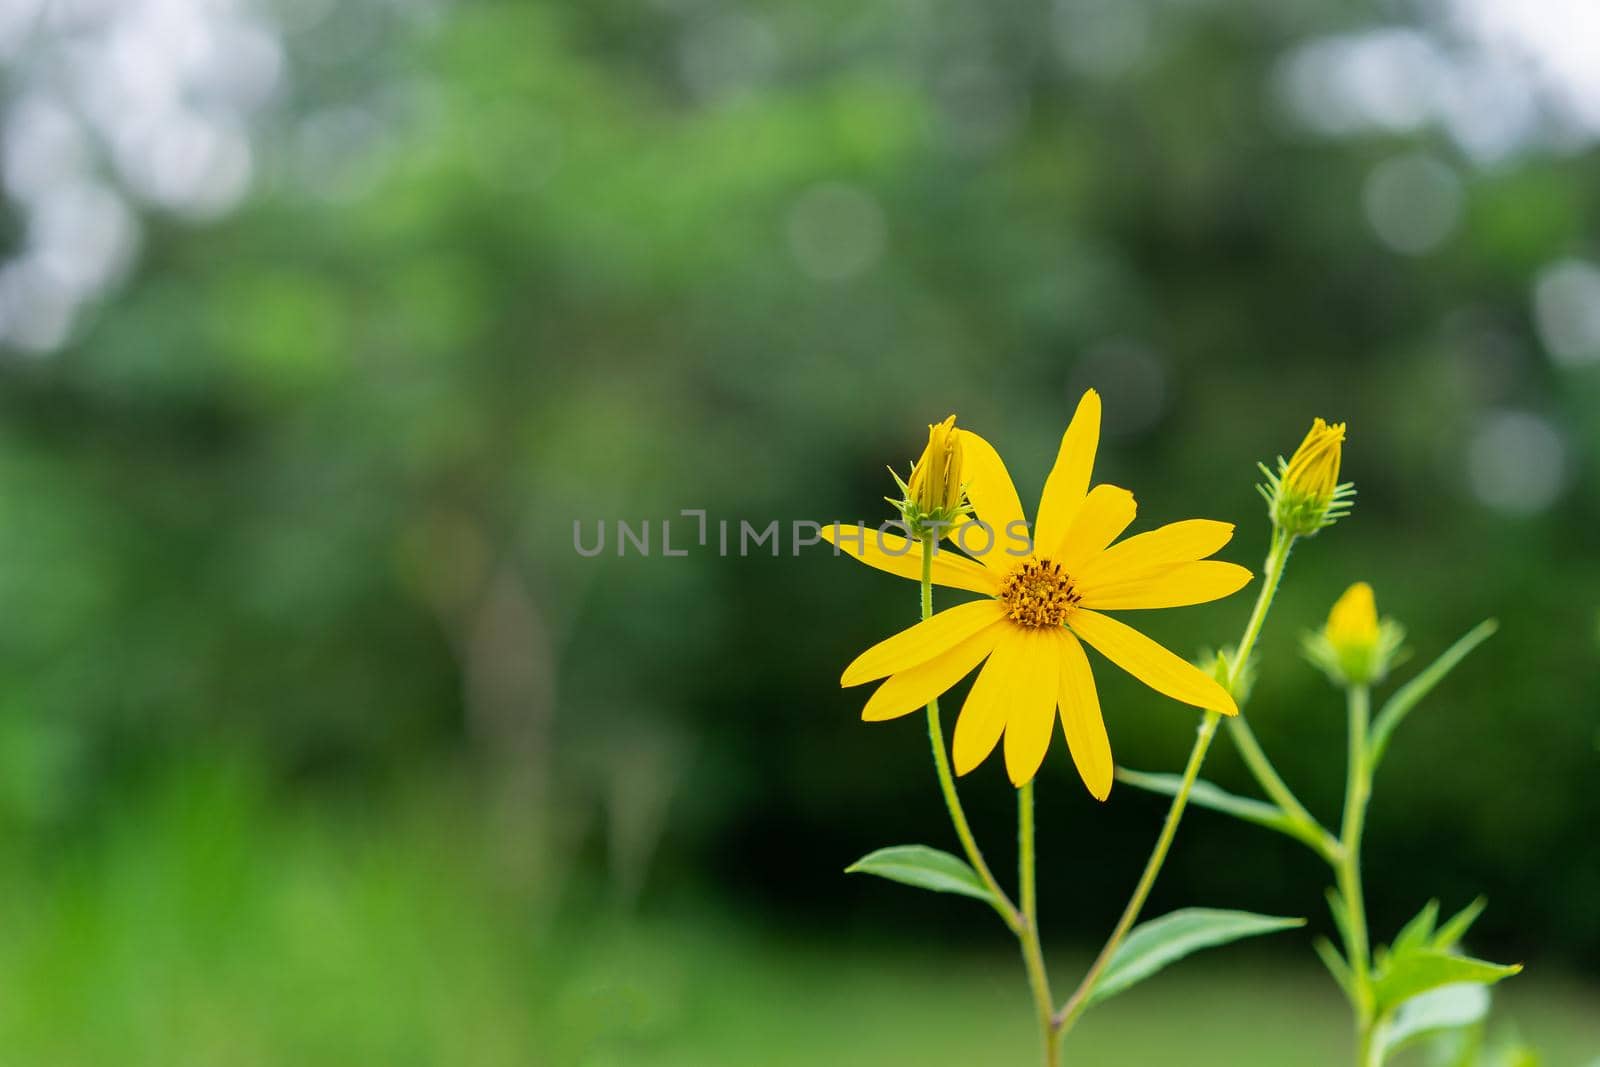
{"left": 1375, "top": 983, "right": 1491, "bottom": 1063}
{"left": 1313, "top": 936, "right": 1355, "bottom": 997}
{"left": 1370, "top": 620, "right": 1498, "bottom": 771}
{"left": 844, "top": 845, "right": 991, "bottom": 902}
{"left": 1393, "top": 899, "right": 1440, "bottom": 956}
{"left": 1116, "top": 768, "right": 1333, "bottom": 855}
{"left": 1088, "top": 908, "right": 1304, "bottom": 1006}
{"left": 1371, "top": 950, "right": 1522, "bottom": 1015}
{"left": 1326, "top": 887, "right": 1354, "bottom": 952}
{"left": 1433, "top": 897, "right": 1488, "bottom": 951}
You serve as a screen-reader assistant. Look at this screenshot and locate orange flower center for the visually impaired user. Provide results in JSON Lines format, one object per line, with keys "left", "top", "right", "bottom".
{"left": 999, "top": 558, "right": 1080, "bottom": 628}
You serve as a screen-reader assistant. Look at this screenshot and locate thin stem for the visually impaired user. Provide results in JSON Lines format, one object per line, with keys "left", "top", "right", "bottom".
{"left": 1055, "top": 709, "right": 1221, "bottom": 1034}
{"left": 1337, "top": 683, "right": 1375, "bottom": 1061}
{"left": 1224, "top": 529, "right": 1334, "bottom": 853}
{"left": 919, "top": 536, "right": 1022, "bottom": 934}
{"left": 1018, "top": 782, "right": 1059, "bottom": 1067}
{"left": 1227, "top": 716, "right": 1332, "bottom": 854}
{"left": 1055, "top": 526, "right": 1298, "bottom": 1032}
{"left": 1232, "top": 527, "right": 1295, "bottom": 673}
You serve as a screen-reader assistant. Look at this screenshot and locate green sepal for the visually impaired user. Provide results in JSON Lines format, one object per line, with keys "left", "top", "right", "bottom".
{"left": 1303, "top": 619, "right": 1407, "bottom": 688}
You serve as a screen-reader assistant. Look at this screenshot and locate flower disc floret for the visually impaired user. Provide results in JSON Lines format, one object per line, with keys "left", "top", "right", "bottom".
{"left": 1000, "top": 559, "right": 1080, "bottom": 628}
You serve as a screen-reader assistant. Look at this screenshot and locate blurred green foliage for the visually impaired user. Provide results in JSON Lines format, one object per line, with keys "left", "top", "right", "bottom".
{"left": 0, "top": 0, "right": 1597, "bottom": 1054}
{"left": 0, "top": 763, "right": 1593, "bottom": 1065}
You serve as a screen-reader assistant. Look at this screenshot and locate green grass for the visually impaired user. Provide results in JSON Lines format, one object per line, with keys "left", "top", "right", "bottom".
{"left": 553, "top": 917, "right": 1600, "bottom": 1067}
{"left": 0, "top": 764, "right": 1594, "bottom": 1066}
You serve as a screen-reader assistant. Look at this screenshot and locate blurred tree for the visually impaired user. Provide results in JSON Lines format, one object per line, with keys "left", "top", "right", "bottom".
{"left": 0, "top": 0, "right": 1595, "bottom": 968}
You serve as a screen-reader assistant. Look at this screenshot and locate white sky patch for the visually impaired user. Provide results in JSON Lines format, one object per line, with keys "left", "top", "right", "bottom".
{"left": 1446, "top": 0, "right": 1600, "bottom": 138}
{"left": 1280, "top": 0, "right": 1600, "bottom": 162}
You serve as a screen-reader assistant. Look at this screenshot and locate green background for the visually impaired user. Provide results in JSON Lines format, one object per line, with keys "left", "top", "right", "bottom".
{"left": 0, "top": 0, "right": 1596, "bottom": 1062}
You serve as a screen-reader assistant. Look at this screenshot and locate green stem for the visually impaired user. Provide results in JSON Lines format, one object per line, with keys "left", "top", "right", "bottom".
{"left": 1055, "top": 527, "right": 1299, "bottom": 1032}
{"left": 1356, "top": 1027, "right": 1379, "bottom": 1067}
{"left": 1337, "top": 683, "right": 1375, "bottom": 1062}
{"left": 1224, "top": 530, "right": 1337, "bottom": 858}
{"left": 1231, "top": 527, "right": 1295, "bottom": 675}
{"left": 1227, "top": 717, "right": 1335, "bottom": 857}
{"left": 918, "top": 536, "right": 1022, "bottom": 935}
{"left": 1018, "top": 782, "right": 1060, "bottom": 1067}
{"left": 1055, "top": 709, "right": 1221, "bottom": 1035}
{"left": 1222, "top": 527, "right": 1324, "bottom": 825}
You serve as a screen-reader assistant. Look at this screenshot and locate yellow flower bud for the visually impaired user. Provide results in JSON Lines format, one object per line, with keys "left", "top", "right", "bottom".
{"left": 1259, "top": 417, "right": 1353, "bottom": 536}
{"left": 903, "top": 414, "right": 966, "bottom": 520}
{"left": 1326, "top": 581, "right": 1378, "bottom": 654}
{"left": 1304, "top": 581, "right": 1404, "bottom": 686}
{"left": 1284, "top": 418, "right": 1345, "bottom": 503}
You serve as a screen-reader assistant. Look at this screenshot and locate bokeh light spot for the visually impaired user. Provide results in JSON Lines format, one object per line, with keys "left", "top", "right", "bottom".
{"left": 1467, "top": 410, "right": 1567, "bottom": 515}
{"left": 1532, "top": 258, "right": 1600, "bottom": 367}
{"left": 1362, "top": 153, "right": 1463, "bottom": 256}
{"left": 785, "top": 182, "right": 888, "bottom": 283}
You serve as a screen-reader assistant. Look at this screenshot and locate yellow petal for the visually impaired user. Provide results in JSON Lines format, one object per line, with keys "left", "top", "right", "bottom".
{"left": 822, "top": 524, "right": 999, "bottom": 596}
{"left": 1033, "top": 390, "right": 1101, "bottom": 557}
{"left": 948, "top": 515, "right": 1031, "bottom": 573}
{"left": 1068, "top": 609, "right": 1238, "bottom": 715}
{"left": 953, "top": 626, "right": 1029, "bottom": 775}
{"left": 1076, "top": 519, "right": 1237, "bottom": 588}
{"left": 861, "top": 623, "right": 1006, "bottom": 721}
{"left": 954, "top": 429, "right": 1026, "bottom": 567}
{"left": 1079, "top": 561, "right": 1254, "bottom": 611}
{"left": 841, "top": 600, "right": 1006, "bottom": 687}
{"left": 1057, "top": 484, "right": 1137, "bottom": 570}
{"left": 1057, "top": 629, "right": 1112, "bottom": 801}
{"left": 1001, "top": 630, "right": 1061, "bottom": 786}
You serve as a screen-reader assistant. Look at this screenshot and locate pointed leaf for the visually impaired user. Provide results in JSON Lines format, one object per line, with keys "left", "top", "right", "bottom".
{"left": 1371, "top": 950, "right": 1522, "bottom": 1015}
{"left": 1375, "top": 983, "right": 1491, "bottom": 1062}
{"left": 1370, "top": 620, "right": 1497, "bottom": 771}
{"left": 1393, "top": 899, "right": 1440, "bottom": 956}
{"left": 1117, "top": 768, "right": 1334, "bottom": 856}
{"left": 1433, "top": 897, "right": 1488, "bottom": 951}
{"left": 1327, "top": 887, "right": 1354, "bottom": 952}
{"left": 1314, "top": 936, "right": 1355, "bottom": 998}
{"left": 1088, "top": 908, "right": 1304, "bottom": 1006}
{"left": 845, "top": 845, "right": 991, "bottom": 902}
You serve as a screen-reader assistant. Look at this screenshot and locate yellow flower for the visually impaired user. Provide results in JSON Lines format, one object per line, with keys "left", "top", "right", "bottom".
{"left": 906, "top": 414, "right": 964, "bottom": 516}
{"left": 1260, "top": 417, "right": 1352, "bottom": 535}
{"left": 1306, "top": 581, "right": 1403, "bottom": 686}
{"left": 824, "top": 390, "right": 1251, "bottom": 798}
